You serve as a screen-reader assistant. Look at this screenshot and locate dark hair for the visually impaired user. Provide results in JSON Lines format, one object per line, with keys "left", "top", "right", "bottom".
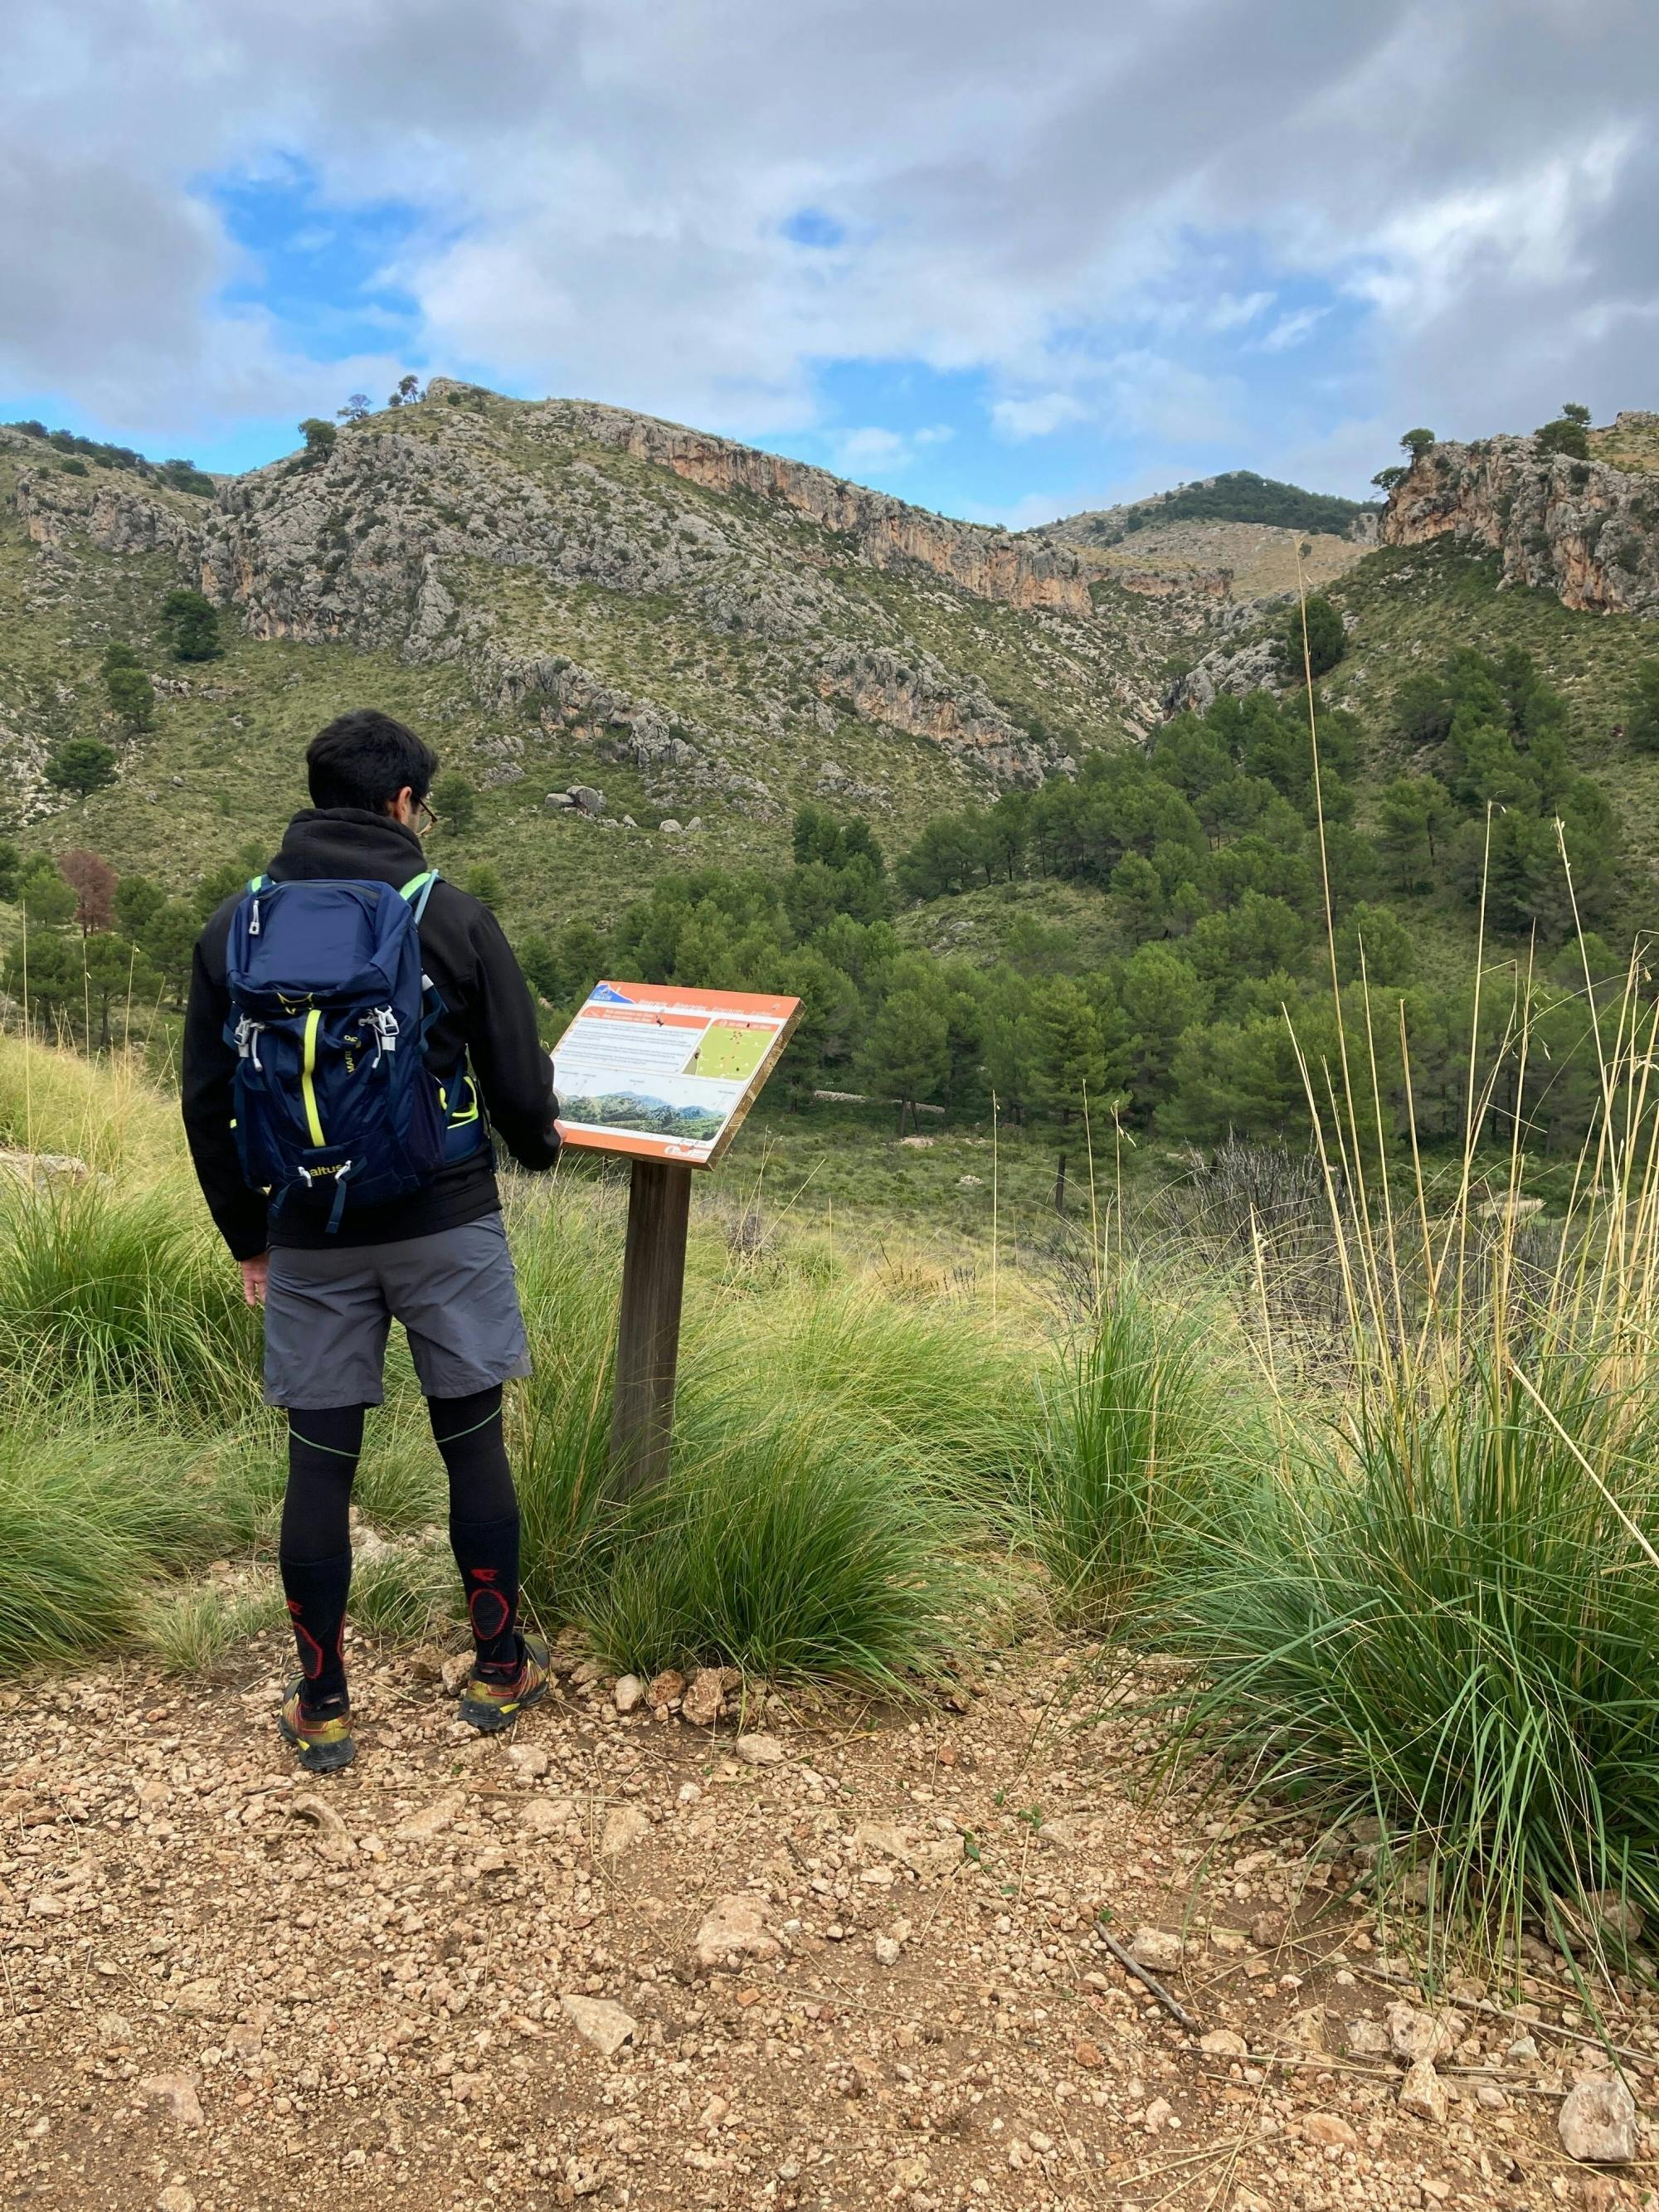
{"left": 305, "top": 709, "right": 438, "bottom": 813}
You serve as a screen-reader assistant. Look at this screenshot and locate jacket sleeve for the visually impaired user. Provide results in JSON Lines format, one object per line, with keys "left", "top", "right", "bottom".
{"left": 181, "top": 916, "right": 270, "bottom": 1260}
{"left": 466, "top": 907, "right": 562, "bottom": 1172}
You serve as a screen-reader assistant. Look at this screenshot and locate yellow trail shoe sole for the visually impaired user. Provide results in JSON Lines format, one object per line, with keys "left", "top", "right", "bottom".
{"left": 458, "top": 1635, "right": 552, "bottom": 1733}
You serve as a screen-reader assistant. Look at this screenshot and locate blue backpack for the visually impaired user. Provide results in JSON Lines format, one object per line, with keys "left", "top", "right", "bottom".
{"left": 224, "top": 868, "right": 481, "bottom": 1231}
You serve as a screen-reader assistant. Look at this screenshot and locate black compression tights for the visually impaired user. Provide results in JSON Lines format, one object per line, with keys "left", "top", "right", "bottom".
{"left": 278, "top": 1386, "right": 523, "bottom": 1709}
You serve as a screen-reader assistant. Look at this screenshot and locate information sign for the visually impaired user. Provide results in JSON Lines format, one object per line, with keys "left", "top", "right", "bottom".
{"left": 552, "top": 981, "right": 801, "bottom": 1167}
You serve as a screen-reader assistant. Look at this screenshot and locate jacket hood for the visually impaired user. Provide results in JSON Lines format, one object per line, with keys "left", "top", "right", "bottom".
{"left": 268, "top": 807, "right": 429, "bottom": 889}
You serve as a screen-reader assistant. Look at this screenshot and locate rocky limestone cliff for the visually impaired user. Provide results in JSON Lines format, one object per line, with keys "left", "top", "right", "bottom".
{"left": 1380, "top": 430, "right": 1659, "bottom": 617}
{"left": 536, "top": 394, "right": 1092, "bottom": 618}
{"left": 7, "top": 388, "right": 1133, "bottom": 802}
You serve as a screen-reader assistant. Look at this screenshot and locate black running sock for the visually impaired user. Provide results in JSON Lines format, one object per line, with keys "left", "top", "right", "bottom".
{"left": 431, "top": 1386, "right": 523, "bottom": 1679}
{"left": 279, "top": 1403, "right": 365, "bottom": 1709}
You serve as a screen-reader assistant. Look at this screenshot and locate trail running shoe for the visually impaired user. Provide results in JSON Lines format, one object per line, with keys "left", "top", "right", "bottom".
{"left": 277, "top": 1683, "right": 357, "bottom": 1773}
{"left": 458, "top": 1635, "right": 552, "bottom": 1733}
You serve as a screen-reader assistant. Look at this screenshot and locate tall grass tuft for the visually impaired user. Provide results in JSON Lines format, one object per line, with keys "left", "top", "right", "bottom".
{"left": 141, "top": 1579, "right": 287, "bottom": 1674}
{"left": 582, "top": 1398, "right": 987, "bottom": 1690}
{"left": 1022, "top": 1284, "right": 1251, "bottom": 1625}
{"left": 0, "top": 1174, "right": 260, "bottom": 1424}
{"left": 1160, "top": 563, "right": 1659, "bottom": 1966}
{"left": 0, "top": 1422, "right": 228, "bottom": 1670}
{"left": 1160, "top": 1352, "right": 1659, "bottom": 1958}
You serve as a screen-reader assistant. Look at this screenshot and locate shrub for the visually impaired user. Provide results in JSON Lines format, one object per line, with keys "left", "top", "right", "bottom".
{"left": 1160, "top": 1352, "right": 1659, "bottom": 1958}
{"left": 0, "top": 1422, "right": 224, "bottom": 1670}
{"left": 46, "top": 736, "right": 121, "bottom": 794}
{"left": 1020, "top": 1286, "right": 1246, "bottom": 1623}
{"left": 0, "top": 1175, "right": 260, "bottom": 1424}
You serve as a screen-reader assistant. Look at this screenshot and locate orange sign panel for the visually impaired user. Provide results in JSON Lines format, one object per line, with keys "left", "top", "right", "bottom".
{"left": 552, "top": 981, "right": 802, "bottom": 1167}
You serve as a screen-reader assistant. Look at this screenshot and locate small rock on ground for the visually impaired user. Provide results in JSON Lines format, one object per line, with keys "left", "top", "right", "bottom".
{"left": 1559, "top": 2077, "right": 1638, "bottom": 2164}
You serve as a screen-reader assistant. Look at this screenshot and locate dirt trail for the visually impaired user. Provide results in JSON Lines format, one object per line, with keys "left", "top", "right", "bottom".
{"left": 2, "top": 1633, "right": 1652, "bottom": 2210}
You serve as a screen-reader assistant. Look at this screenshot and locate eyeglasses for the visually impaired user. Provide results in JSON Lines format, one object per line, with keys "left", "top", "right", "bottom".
{"left": 416, "top": 796, "right": 439, "bottom": 835}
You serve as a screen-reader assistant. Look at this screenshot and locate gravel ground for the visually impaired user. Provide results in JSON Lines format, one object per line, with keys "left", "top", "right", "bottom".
{"left": 2, "top": 1631, "right": 1655, "bottom": 2211}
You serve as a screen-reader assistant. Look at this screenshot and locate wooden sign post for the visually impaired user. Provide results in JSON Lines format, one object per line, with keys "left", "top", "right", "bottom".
{"left": 551, "top": 981, "right": 802, "bottom": 1499}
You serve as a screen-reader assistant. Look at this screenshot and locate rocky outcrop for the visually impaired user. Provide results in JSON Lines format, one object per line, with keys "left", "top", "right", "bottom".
{"left": 1380, "top": 435, "right": 1659, "bottom": 616}
{"left": 538, "top": 396, "right": 1092, "bottom": 617}
{"left": 13, "top": 469, "right": 201, "bottom": 566}
{"left": 1164, "top": 597, "right": 1293, "bottom": 714}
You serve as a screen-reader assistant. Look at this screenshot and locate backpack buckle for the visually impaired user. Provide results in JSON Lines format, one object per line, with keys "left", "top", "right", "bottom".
{"left": 233, "top": 1015, "right": 265, "bottom": 1071}
{"left": 370, "top": 1006, "right": 400, "bottom": 1058}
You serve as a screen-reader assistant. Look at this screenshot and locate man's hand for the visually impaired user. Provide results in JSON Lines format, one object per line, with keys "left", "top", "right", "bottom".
{"left": 240, "top": 1252, "right": 270, "bottom": 1307}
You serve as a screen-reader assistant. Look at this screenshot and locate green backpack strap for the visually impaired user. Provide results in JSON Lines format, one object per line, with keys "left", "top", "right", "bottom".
{"left": 398, "top": 868, "right": 440, "bottom": 924}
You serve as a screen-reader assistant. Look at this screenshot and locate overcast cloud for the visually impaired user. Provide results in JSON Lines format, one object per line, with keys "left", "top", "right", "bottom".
{"left": 3, "top": 0, "right": 1655, "bottom": 512}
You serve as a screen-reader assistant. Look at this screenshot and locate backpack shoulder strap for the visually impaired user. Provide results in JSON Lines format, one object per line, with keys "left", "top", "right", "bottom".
{"left": 398, "top": 868, "right": 440, "bottom": 924}
{"left": 247, "top": 873, "right": 272, "bottom": 893}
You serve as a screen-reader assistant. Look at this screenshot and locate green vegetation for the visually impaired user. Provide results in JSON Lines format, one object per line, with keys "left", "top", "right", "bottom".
{"left": 160, "top": 587, "right": 221, "bottom": 663}
{"left": 3, "top": 419, "right": 214, "bottom": 497}
{"left": 1536, "top": 400, "right": 1593, "bottom": 461}
{"left": 1097, "top": 470, "right": 1378, "bottom": 542}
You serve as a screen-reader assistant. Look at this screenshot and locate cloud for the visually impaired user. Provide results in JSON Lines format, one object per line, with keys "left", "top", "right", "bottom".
{"left": 1, "top": 0, "right": 1655, "bottom": 482}
{"left": 1258, "top": 305, "right": 1329, "bottom": 352}
{"left": 991, "top": 392, "right": 1092, "bottom": 440}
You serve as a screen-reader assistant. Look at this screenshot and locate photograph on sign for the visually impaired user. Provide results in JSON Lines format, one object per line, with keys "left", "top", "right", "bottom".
{"left": 552, "top": 981, "right": 801, "bottom": 1166}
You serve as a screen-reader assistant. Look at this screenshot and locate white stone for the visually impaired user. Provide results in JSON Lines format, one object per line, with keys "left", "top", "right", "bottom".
{"left": 1399, "top": 2059, "right": 1448, "bottom": 2124}
{"left": 691, "top": 1894, "right": 781, "bottom": 1971}
{"left": 612, "top": 1674, "right": 644, "bottom": 1714}
{"left": 506, "top": 1743, "right": 549, "bottom": 1778}
{"left": 395, "top": 1791, "right": 465, "bottom": 1842}
{"left": 735, "top": 1732, "right": 784, "bottom": 1764}
{"left": 559, "top": 1995, "right": 636, "bottom": 2058}
{"left": 599, "top": 1804, "right": 650, "bottom": 1859}
{"left": 139, "top": 2072, "right": 204, "bottom": 2129}
{"left": 1199, "top": 2029, "right": 1248, "bottom": 2059}
{"left": 1127, "top": 1926, "right": 1184, "bottom": 1971}
{"left": 1559, "top": 2078, "right": 1638, "bottom": 2165}
{"left": 521, "top": 1796, "right": 579, "bottom": 1837}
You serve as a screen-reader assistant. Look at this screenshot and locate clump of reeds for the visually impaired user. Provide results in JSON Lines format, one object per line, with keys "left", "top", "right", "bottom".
{"left": 1160, "top": 570, "right": 1659, "bottom": 1968}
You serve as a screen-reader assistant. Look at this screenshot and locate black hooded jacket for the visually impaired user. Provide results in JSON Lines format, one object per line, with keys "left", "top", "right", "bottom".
{"left": 182, "top": 808, "right": 559, "bottom": 1257}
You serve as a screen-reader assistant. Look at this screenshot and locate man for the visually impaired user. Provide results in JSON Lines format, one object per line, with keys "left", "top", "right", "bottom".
{"left": 182, "top": 708, "right": 562, "bottom": 1772}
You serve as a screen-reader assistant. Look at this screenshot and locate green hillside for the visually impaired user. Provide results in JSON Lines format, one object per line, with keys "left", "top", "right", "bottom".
{"left": 1044, "top": 468, "right": 1379, "bottom": 547}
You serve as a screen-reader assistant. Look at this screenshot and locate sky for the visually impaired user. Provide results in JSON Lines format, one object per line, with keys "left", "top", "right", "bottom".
{"left": 4, "top": 0, "right": 1656, "bottom": 525}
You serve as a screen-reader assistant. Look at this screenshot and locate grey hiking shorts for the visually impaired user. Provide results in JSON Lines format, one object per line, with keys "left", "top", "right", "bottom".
{"left": 263, "top": 1214, "right": 532, "bottom": 1409}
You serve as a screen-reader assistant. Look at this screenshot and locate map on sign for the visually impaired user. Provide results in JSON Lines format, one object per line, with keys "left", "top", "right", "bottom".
{"left": 552, "top": 981, "right": 803, "bottom": 1166}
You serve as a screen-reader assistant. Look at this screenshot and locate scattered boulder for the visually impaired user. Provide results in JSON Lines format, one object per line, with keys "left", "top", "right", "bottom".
{"left": 1399, "top": 2058, "right": 1448, "bottom": 2124}
{"left": 1385, "top": 2000, "right": 1465, "bottom": 2064}
{"left": 680, "top": 1667, "right": 724, "bottom": 1728}
{"left": 658, "top": 818, "right": 683, "bottom": 834}
{"left": 612, "top": 1675, "right": 644, "bottom": 1714}
{"left": 1345, "top": 2017, "right": 1391, "bottom": 2059}
{"left": 735, "top": 1732, "right": 784, "bottom": 1764}
{"left": 545, "top": 791, "right": 577, "bottom": 809}
{"left": 567, "top": 785, "right": 605, "bottom": 814}
{"left": 506, "top": 1743, "right": 549, "bottom": 1778}
{"left": 559, "top": 1995, "right": 636, "bottom": 2057}
{"left": 599, "top": 1805, "right": 651, "bottom": 1860}
{"left": 395, "top": 1791, "right": 465, "bottom": 1842}
{"left": 440, "top": 1652, "right": 474, "bottom": 1695}
{"left": 647, "top": 1669, "right": 684, "bottom": 1709}
{"left": 1199, "top": 2029, "right": 1248, "bottom": 2059}
{"left": 139, "top": 2072, "right": 204, "bottom": 2129}
{"left": 691, "top": 1894, "right": 782, "bottom": 1971}
{"left": 1559, "top": 2078, "right": 1638, "bottom": 2165}
{"left": 1303, "top": 2112, "right": 1358, "bottom": 2151}
{"left": 1127, "top": 1927, "right": 1185, "bottom": 1971}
